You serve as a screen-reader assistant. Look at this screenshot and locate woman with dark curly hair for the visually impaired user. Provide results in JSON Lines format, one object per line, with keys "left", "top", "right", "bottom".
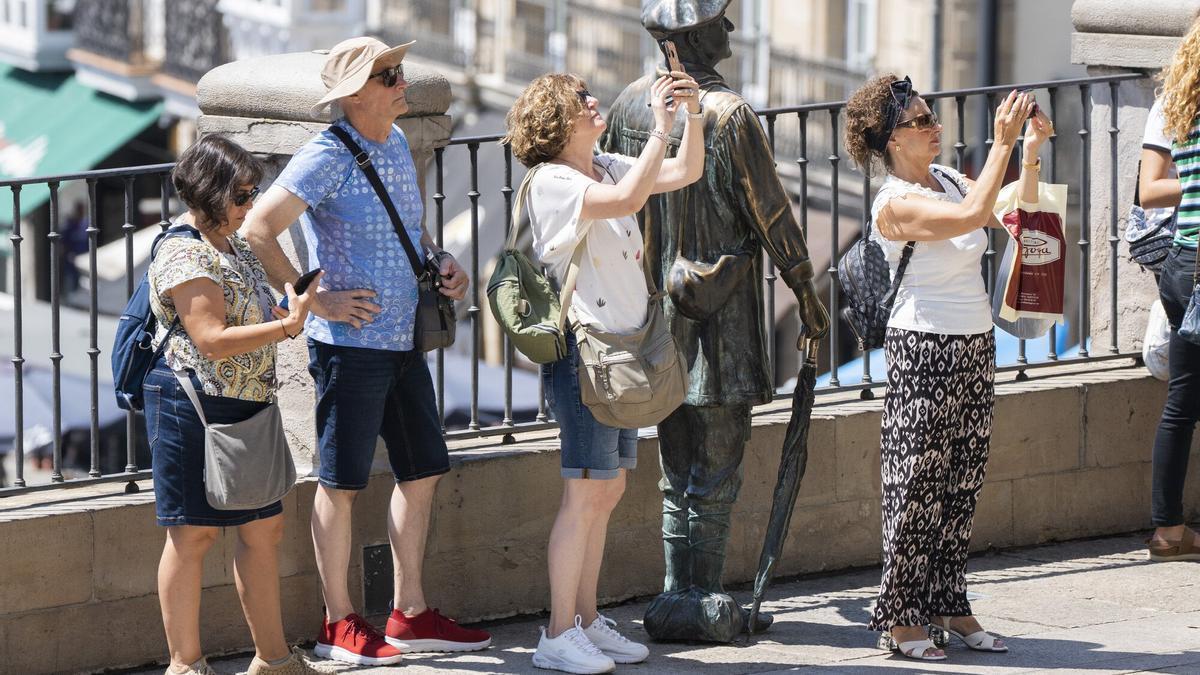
{"left": 503, "top": 70, "right": 703, "bottom": 673}
{"left": 844, "top": 76, "right": 1049, "bottom": 661}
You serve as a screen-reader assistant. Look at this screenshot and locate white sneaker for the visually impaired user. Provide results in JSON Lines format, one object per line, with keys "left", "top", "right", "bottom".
{"left": 532, "top": 615, "right": 616, "bottom": 674}
{"left": 582, "top": 614, "right": 649, "bottom": 664}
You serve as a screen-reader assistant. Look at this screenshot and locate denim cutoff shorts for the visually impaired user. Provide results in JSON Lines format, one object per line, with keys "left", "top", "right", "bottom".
{"left": 143, "top": 360, "right": 283, "bottom": 527}
{"left": 308, "top": 339, "right": 450, "bottom": 490}
{"left": 541, "top": 332, "right": 638, "bottom": 480}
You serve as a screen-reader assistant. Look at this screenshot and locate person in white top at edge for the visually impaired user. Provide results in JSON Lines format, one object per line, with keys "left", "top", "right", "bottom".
{"left": 843, "top": 76, "right": 1051, "bottom": 662}
{"left": 502, "top": 70, "right": 703, "bottom": 673}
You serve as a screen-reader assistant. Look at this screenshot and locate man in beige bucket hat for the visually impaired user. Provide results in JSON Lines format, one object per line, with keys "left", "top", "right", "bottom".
{"left": 245, "top": 37, "right": 489, "bottom": 666}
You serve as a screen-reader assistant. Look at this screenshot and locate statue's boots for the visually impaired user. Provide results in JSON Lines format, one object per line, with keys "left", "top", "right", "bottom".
{"left": 645, "top": 502, "right": 771, "bottom": 641}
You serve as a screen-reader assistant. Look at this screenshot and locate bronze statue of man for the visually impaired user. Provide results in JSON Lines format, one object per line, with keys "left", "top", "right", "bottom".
{"left": 599, "top": 0, "right": 830, "bottom": 643}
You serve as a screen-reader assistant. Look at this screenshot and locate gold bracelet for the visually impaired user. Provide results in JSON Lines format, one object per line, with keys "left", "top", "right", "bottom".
{"left": 1022, "top": 158, "right": 1041, "bottom": 170}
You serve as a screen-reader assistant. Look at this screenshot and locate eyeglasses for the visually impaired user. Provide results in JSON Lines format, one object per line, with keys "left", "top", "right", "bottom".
{"left": 368, "top": 64, "right": 404, "bottom": 88}
{"left": 576, "top": 89, "right": 592, "bottom": 104}
{"left": 895, "top": 112, "right": 939, "bottom": 130}
{"left": 232, "top": 186, "right": 259, "bottom": 207}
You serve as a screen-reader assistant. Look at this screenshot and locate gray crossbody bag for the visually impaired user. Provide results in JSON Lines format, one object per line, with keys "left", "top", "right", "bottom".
{"left": 172, "top": 371, "right": 296, "bottom": 510}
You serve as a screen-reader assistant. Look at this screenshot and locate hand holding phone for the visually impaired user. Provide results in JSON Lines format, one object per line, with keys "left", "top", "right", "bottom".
{"left": 279, "top": 267, "right": 322, "bottom": 310}
{"left": 657, "top": 39, "right": 698, "bottom": 112}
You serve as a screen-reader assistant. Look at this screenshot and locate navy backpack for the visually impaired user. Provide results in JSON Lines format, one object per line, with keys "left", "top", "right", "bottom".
{"left": 112, "top": 224, "right": 201, "bottom": 411}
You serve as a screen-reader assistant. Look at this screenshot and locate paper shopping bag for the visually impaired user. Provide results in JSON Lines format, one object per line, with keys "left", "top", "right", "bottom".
{"left": 991, "top": 182, "right": 1068, "bottom": 338}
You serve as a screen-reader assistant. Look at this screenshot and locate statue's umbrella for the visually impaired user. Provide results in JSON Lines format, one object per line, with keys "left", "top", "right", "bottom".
{"left": 747, "top": 339, "right": 819, "bottom": 633}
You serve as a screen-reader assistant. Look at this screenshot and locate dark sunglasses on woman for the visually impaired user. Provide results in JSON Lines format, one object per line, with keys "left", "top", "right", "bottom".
{"left": 369, "top": 64, "right": 404, "bottom": 88}
{"left": 232, "top": 186, "right": 260, "bottom": 207}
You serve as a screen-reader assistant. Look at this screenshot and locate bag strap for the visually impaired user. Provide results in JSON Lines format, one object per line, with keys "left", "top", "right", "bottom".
{"left": 328, "top": 124, "right": 427, "bottom": 280}
{"left": 172, "top": 369, "right": 209, "bottom": 427}
{"left": 150, "top": 224, "right": 202, "bottom": 361}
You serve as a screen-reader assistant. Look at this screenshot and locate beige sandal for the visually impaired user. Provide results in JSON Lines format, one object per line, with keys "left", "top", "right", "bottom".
{"left": 878, "top": 632, "right": 946, "bottom": 661}
{"left": 930, "top": 617, "right": 1008, "bottom": 652}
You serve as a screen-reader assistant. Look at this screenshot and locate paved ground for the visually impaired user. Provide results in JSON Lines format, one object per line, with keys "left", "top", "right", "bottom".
{"left": 123, "top": 533, "right": 1200, "bottom": 674}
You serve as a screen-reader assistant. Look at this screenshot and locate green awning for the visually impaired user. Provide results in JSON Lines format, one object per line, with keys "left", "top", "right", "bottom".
{"left": 0, "top": 65, "right": 164, "bottom": 225}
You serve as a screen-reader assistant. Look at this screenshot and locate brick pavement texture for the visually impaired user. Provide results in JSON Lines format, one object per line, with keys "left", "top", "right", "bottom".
{"left": 123, "top": 533, "right": 1200, "bottom": 674}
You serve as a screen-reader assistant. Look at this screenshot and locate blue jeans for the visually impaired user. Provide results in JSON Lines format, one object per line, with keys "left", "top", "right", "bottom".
{"left": 541, "top": 333, "right": 638, "bottom": 480}
{"left": 307, "top": 339, "right": 450, "bottom": 490}
{"left": 144, "top": 361, "right": 282, "bottom": 527}
{"left": 1152, "top": 245, "right": 1199, "bottom": 526}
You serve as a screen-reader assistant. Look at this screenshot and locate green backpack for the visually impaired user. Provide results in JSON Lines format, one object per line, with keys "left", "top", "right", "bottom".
{"left": 486, "top": 165, "right": 586, "bottom": 364}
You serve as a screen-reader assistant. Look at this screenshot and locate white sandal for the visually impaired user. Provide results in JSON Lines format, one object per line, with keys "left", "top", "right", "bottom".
{"left": 879, "top": 633, "right": 946, "bottom": 661}
{"left": 930, "top": 617, "right": 1008, "bottom": 652}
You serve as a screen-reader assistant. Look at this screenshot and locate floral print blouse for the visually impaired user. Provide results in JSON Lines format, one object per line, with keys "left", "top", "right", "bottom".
{"left": 149, "top": 230, "right": 278, "bottom": 402}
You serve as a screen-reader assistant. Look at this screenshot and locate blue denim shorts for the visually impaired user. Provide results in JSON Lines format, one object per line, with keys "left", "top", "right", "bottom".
{"left": 308, "top": 339, "right": 450, "bottom": 490}
{"left": 143, "top": 361, "right": 284, "bottom": 527}
{"left": 541, "top": 333, "right": 638, "bottom": 480}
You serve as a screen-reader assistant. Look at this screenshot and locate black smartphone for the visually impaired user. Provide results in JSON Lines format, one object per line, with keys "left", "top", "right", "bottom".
{"left": 279, "top": 267, "right": 322, "bottom": 309}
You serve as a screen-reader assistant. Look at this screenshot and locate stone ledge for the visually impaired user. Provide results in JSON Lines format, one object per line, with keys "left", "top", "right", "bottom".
{"left": 3, "top": 359, "right": 1196, "bottom": 674}
{"left": 1071, "top": 32, "right": 1185, "bottom": 69}
{"left": 1071, "top": 0, "right": 1199, "bottom": 37}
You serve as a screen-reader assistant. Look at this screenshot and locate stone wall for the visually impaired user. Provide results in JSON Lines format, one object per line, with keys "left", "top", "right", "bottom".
{"left": 1, "top": 362, "right": 1196, "bottom": 674}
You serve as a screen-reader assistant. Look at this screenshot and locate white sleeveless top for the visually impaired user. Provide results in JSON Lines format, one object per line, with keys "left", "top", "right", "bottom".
{"left": 868, "top": 164, "right": 993, "bottom": 336}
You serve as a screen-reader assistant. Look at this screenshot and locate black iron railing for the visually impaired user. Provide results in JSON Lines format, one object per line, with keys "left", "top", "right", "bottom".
{"left": 0, "top": 73, "right": 1147, "bottom": 497}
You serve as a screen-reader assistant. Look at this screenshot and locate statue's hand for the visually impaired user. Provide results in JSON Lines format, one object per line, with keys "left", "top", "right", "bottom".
{"left": 793, "top": 280, "right": 830, "bottom": 343}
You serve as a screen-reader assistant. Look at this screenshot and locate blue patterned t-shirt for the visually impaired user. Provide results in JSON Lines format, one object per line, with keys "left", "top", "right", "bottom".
{"left": 274, "top": 120, "right": 425, "bottom": 351}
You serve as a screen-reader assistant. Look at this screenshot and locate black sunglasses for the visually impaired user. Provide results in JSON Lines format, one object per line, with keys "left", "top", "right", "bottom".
{"left": 232, "top": 186, "right": 259, "bottom": 207}
{"left": 895, "top": 112, "right": 939, "bottom": 130}
{"left": 368, "top": 64, "right": 404, "bottom": 88}
{"left": 576, "top": 89, "right": 592, "bottom": 104}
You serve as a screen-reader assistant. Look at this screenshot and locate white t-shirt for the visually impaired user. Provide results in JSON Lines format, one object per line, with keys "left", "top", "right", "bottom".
{"left": 1144, "top": 98, "right": 1170, "bottom": 152}
{"left": 528, "top": 153, "right": 649, "bottom": 334}
{"left": 869, "top": 164, "right": 993, "bottom": 336}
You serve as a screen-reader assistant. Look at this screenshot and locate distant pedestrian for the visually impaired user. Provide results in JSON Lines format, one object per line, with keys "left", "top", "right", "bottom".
{"left": 844, "top": 76, "right": 1049, "bottom": 661}
{"left": 1145, "top": 17, "right": 1200, "bottom": 562}
{"left": 145, "top": 135, "right": 325, "bottom": 674}
{"left": 244, "top": 37, "right": 488, "bottom": 666}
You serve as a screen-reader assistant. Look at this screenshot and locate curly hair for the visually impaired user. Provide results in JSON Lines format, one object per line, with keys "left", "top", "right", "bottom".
{"left": 1160, "top": 17, "right": 1200, "bottom": 143}
{"left": 503, "top": 73, "right": 588, "bottom": 167}
{"left": 171, "top": 135, "right": 263, "bottom": 232}
{"left": 844, "top": 74, "right": 902, "bottom": 177}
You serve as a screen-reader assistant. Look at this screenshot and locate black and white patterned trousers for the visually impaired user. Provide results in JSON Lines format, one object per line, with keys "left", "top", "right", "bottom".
{"left": 869, "top": 328, "right": 995, "bottom": 631}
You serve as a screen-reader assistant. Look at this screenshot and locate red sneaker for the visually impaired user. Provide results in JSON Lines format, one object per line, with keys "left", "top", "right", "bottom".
{"left": 314, "top": 613, "right": 404, "bottom": 666}
{"left": 385, "top": 607, "right": 493, "bottom": 652}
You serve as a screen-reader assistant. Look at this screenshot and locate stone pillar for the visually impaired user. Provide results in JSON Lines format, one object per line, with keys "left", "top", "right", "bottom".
{"left": 194, "top": 52, "right": 452, "bottom": 471}
{"left": 1071, "top": 0, "right": 1197, "bottom": 354}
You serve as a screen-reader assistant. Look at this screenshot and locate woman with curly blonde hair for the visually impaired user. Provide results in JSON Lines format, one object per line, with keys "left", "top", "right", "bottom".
{"left": 844, "top": 75, "right": 1049, "bottom": 661}
{"left": 1145, "top": 16, "right": 1200, "bottom": 563}
{"left": 503, "top": 70, "right": 703, "bottom": 673}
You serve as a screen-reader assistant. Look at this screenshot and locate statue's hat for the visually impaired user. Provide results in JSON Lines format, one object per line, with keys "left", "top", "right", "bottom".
{"left": 642, "top": 0, "right": 733, "bottom": 38}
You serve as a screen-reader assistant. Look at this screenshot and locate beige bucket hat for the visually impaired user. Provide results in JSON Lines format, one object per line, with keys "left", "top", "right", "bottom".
{"left": 311, "top": 36, "right": 415, "bottom": 117}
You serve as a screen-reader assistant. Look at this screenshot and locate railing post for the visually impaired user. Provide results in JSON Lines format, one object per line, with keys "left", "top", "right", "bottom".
{"left": 10, "top": 186, "right": 24, "bottom": 487}
{"left": 1078, "top": 83, "right": 1091, "bottom": 359}
{"left": 48, "top": 182, "right": 63, "bottom": 483}
{"left": 87, "top": 179, "right": 101, "bottom": 478}
{"left": 827, "top": 108, "right": 841, "bottom": 388}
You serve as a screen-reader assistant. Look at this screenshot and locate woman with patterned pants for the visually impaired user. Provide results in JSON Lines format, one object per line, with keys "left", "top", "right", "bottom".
{"left": 843, "top": 76, "right": 1050, "bottom": 661}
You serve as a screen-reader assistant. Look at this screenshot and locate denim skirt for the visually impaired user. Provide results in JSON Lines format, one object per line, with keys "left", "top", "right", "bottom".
{"left": 143, "top": 360, "right": 283, "bottom": 527}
